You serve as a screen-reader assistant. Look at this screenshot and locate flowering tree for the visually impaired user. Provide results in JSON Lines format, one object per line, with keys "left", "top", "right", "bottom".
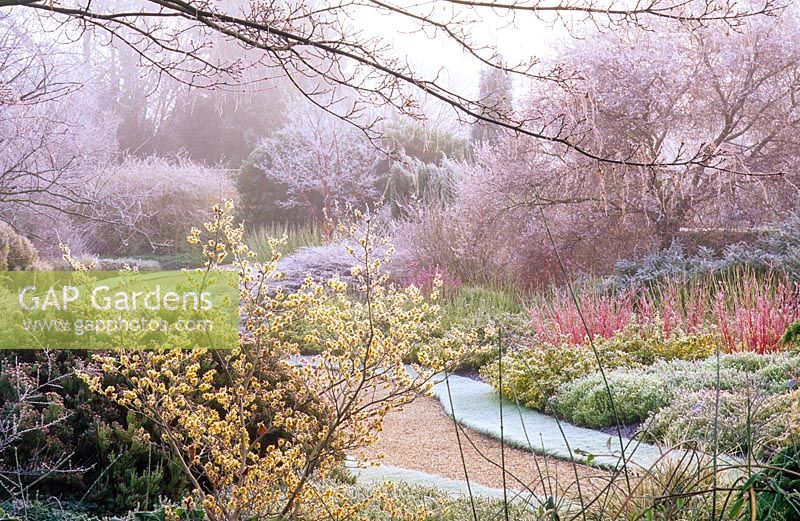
{"left": 80, "top": 203, "right": 459, "bottom": 520}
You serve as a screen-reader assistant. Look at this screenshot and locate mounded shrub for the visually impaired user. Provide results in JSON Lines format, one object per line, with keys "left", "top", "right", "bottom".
{"left": 552, "top": 353, "right": 800, "bottom": 429}
{"left": 551, "top": 371, "right": 669, "bottom": 428}
{"left": 646, "top": 388, "right": 800, "bottom": 458}
{"left": 646, "top": 390, "right": 761, "bottom": 454}
{"left": 594, "top": 329, "right": 717, "bottom": 365}
{"left": 485, "top": 330, "right": 720, "bottom": 412}
{"left": 0, "top": 222, "right": 37, "bottom": 270}
{"left": 481, "top": 342, "right": 640, "bottom": 410}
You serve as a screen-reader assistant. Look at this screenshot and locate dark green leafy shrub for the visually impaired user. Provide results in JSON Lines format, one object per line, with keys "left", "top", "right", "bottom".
{"left": 782, "top": 320, "right": 800, "bottom": 347}
{"left": 0, "top": 351, "right": 187, "bottom": 513}
{"left": 749, "top": 445, "right": 800, "bottom": 520}
{"left": 236, "top": 147, "right": 309, "bottom": 227}
{"left": 86, "top": 420, "right": 190, "bottom": 513}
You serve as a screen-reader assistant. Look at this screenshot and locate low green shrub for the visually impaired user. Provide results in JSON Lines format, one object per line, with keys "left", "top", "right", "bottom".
{"left": 86, "top": 420, "right": 190, "bottom": 513}
{"left": 646, "top": 390, "right": 763, "bottom": 454}
{"left": 485, "top": 329, "right": 720, "bottom": 411}
{"left": 550, "top": 371, "right": 669, "bottom": 427}
{"left": 0, "top": 350, "right": 188, "bottom": 514}
{"left": 0, "top": 500, "right": 100, "bottom": 521}
{"left": 646, "top": 388, "right": 800, "bottom": 459}
{"left": 0, "top": 222, "right": 37, "bottom": 270}
{"left": 553, "top": 353, "right": 800, "bottom": 429}
{"left": 481, "top": 342, "right": 640, "bottom": 410}
{"left": 763, "top": 389, "right": 800, "bottom": 450}
{"left": 753, "top": 356, "right": 800, "bottom": 394}
{"left": 596, "top": 328, "right": 717, "bottom": 365}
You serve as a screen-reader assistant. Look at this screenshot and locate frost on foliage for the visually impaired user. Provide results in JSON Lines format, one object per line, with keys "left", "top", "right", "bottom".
{"left": 275, "top": 241, "right": 392, "bottom": 292}
{"left": 257, "top": 104, "right": 384, "bottom": 225}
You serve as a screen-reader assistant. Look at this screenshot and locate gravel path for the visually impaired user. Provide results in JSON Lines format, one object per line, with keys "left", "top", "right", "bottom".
{"left": 349, "top": 396, "right": 604, "bottom": 495}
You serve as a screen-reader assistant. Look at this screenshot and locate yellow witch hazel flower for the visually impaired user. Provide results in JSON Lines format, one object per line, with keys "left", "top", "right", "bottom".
{"left": 79, "top": 202, "right": 451, "bottom": 521}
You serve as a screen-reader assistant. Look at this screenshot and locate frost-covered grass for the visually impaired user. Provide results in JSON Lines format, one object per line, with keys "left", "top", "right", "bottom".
{"left": 246, "top": 222, "right": 326, "bottom": 258}
{"left": 429, "top": 372, "right": 663, "bottom": 468}
{"left": 346, "top": 457, "right": 526, "bottom": 500}
{"left": 343, "top": 482, "right": 552, "bottom": 520}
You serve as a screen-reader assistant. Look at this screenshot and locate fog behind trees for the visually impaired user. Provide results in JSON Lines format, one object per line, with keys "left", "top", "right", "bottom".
{"left": 1, "top": 1, "right": 798, "bottom": 285}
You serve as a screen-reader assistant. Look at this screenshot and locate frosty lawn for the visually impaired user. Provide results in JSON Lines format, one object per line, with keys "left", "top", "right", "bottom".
{"left": 346, "top": 457, "right": 540, "bottom": 505}
{"left": 431, "top": 373, "right": 663, "bottom": 469}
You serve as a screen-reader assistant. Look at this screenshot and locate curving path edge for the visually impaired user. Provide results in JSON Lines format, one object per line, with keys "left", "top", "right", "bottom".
{"left": 429, "top": 373, "right": 663, "bottom": 469}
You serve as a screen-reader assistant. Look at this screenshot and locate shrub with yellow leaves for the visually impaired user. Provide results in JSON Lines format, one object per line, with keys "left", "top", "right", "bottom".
{"left": 80, "top": 202, "right": 450, "bottom": 521}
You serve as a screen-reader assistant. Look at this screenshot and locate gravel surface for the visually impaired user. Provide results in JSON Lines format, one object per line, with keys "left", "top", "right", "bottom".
{"left": 349, "top": 396, "right": 604, "bottom": 495}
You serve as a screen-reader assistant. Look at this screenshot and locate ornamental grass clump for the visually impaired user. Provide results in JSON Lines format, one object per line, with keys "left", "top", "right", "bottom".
{"left": 80, "top": 202, "right": 453, "bottom": 521}
{"left": 587, "top": 450, "right": 743, "bottom": 521}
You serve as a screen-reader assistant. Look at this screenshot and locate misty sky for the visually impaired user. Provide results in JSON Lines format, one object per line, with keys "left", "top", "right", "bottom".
{"left": 352, "top": 5, "right": 568, "bottom": 129}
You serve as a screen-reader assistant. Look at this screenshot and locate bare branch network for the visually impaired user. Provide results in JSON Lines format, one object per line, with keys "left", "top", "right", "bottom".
{"left": 0, "top": 0, "right": 785, "bottom": 170}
